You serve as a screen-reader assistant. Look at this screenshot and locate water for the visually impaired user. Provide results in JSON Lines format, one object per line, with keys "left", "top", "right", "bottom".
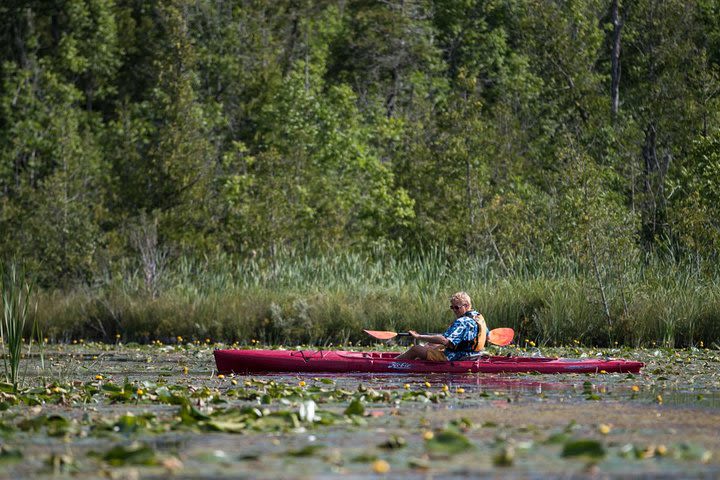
{"left": 5, "top": 344, "right": 719, "bottom": 478}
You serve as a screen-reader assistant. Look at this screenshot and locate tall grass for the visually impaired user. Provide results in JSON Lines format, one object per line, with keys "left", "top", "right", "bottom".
{"left": 1, "top": 262, "right": 36, "bottom": 390}
{"left": 29, "top": 249, "right": 720, "bottom": 347}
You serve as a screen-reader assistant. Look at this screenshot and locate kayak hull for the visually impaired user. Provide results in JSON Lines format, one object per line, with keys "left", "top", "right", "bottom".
{"left": 213, "top": 349, "right": 644, "bottom": 375}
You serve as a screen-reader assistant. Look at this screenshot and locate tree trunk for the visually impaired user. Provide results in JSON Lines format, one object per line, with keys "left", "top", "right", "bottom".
{"left": 610, "top": 0, "right": 623, "bottom": 118}
{"left": 641, "top": 122, "right": 670, "bottom": 244}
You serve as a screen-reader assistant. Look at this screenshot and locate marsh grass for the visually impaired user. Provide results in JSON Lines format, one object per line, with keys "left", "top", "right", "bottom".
{"left": 1, "top": 262, "right": 38, "bottom": 390}
{"left": 28, "top": 250, "right": 720, "bottom": 347}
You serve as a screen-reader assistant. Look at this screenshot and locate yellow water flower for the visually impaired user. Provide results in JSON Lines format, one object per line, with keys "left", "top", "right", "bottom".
{"left": 136, "top": 388, "right": 144, "bottom": 396}
{"left": 403, "top": 384, "right": 410, "bottom": 390}
{"left": 422, "top": 431, "right": 434, "bottom": 441}
{"left": 217, "top": 374, "right": 225, "bottom": 380}
{"left": 598, "top": 424, "right": 611, "bottom": 435}
{"left": 95, "top": 374, "right": 103, "bottom": 380}
{"left": 182, "top": 366, "right": 189, "bottom": 375}
{"left": 441, "top": 385, "right": 449, "bottom": 392}
{"left": 456, "top": 388, "right": 465, "bottom": 394}
{"left": 424, "top": 381, "right": 431, "bottom": 388}
{"left": 299, "top": 381, "right": 306, "bottom": 387}
{"left": 631, "top": 385, "right": 640, "bottom": 392}
{"left": 372, "top": 459, "right": 390, "bottom": 474}
{"left": 231, "top": 379, "right": 238, "bottom": 385}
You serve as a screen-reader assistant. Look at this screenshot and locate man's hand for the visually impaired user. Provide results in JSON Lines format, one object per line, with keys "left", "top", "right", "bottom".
{"left": 408, "top": 330, "right": 420, "bottom": 339}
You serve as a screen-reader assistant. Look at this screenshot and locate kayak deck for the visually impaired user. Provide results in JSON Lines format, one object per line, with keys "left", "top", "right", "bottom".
{"left": 214, "top": 349, "right": 644, "bottom": 374}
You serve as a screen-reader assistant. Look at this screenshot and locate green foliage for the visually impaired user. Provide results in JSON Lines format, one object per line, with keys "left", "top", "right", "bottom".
{"left": 1, "top": 0, "right": 720, "bottom": 346}
{"left": 668, "top": 130, "right": 720, "bottom": 260}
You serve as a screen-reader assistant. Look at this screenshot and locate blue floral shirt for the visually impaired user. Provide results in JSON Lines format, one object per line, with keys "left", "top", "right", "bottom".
{"left": 443, "top": 311, "right": 486, "bottom": 361}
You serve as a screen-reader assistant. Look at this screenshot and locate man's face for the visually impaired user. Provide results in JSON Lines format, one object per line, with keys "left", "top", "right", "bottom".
{"left": 449, "top": 302, "right": 470, "bottom": 318}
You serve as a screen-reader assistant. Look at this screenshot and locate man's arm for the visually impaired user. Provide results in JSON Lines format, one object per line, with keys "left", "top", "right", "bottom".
{"left": 408, "top": 331, "right": 450, "bottom": 346}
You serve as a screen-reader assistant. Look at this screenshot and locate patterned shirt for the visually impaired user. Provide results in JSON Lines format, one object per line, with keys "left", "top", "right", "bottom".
{"left": 443, "top": 311, "right": 485, "bottom": 361}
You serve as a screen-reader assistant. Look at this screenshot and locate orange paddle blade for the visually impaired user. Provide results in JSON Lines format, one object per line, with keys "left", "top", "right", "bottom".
{"left": 488, "top": 328, "right": 514, "bottom": 346}
{"left": 363, "top": 329, "right": 399, "bottom": 340}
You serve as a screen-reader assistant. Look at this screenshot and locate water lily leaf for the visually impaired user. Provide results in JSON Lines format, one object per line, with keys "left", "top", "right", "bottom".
{"left": 102, "top": 442, "right": 158, "bottom": 466}
{"left": 113, "top": 413, "right": 158, "bottom": 434}
{"left": 379, "top": 435, "right": 406, "bottom": 449}
{"left": 545, "top": 432, "right": 571, "bottom": 444}
{"left": 426, "top": 430, "right": 473, "bottom": 455}
{"left": 205, "top": 420, "right": 247, "bottom": 433}
{"left": 674, "top": 443, "right": 712, "bottom": 462}
{"left": 344, "top": 398, "right": 365, "bottom": 416}
{"left": 178, "top": 403, "right": 210, "bottom": 425}
{"left": 314, "top": 410, "right": 341, "bottom": 426}
{"left": 350, "top": 415, "right": 367, "bottom": 426}
{"left": 350, "top": 453, "right": 378, "bottom": 462}
{"left": 287, "top": 444, "right": 324, "bottom": 457}
{"left": 252, "top": 411, "right": 300, "bottom": 431}
{"left": 408, "top": 456, "right": 430, "bottom": 469}
{"left": 561, "top": 439, "right": 606, "bottom": 458}
{"left": 156, "top": 386, "right": 187, "bottom": 405}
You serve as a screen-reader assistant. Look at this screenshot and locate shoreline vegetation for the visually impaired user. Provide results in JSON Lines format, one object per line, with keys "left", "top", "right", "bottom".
{"left": 28, "top": 250, "right": 720, "bottom": 348}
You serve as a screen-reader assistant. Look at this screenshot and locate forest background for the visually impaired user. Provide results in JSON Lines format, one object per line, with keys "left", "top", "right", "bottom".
{"left": 2, "top": 0, "right": 720, "bottom": 347}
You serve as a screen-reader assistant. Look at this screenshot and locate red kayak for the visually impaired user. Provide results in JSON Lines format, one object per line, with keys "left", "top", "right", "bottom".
{"left": 214, "top": 349, "right": 644, "bottom": 375}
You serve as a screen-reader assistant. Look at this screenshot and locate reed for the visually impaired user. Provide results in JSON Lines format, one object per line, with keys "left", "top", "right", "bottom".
{"left": 28, "top": 249, "right": 720, "bottom": 347}
{"left": 0, "top": 262, "right": 36, "bottom": 390}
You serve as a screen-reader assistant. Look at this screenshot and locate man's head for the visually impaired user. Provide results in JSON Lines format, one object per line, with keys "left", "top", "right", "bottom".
{"left": 449, "top": 291, "right": 472, "bottom": 318}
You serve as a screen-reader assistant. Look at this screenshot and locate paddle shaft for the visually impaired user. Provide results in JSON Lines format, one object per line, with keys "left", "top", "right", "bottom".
{"left": 364, "top": 327, "right": 515, "bottom": 346}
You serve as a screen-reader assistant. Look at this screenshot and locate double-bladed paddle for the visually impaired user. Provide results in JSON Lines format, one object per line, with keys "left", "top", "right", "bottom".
{"left": 364, "top": 327, "right": 515, "bottom": 346}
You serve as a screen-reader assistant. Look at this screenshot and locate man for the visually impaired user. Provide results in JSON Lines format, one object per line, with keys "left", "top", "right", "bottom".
{"left": 395, "top": 291, "right": 487, "bottom": 361}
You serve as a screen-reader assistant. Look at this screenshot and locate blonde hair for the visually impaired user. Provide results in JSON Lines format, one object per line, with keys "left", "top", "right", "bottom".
{"left": 450, "top": 291, "right": 472, "bottom": 308}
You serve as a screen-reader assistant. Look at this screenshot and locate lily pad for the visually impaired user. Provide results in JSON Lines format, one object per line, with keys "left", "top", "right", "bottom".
{"left": 344, "top": 398, "right": 365, "bottom": 416}
{"left": 101, "top": 442, "right": 158, "bottom": 466}
{"left": 561, "top": 439, "right": 606, "bottom": 459}
{"left": 426, "top": 429, "right": 473, "bottom": 455}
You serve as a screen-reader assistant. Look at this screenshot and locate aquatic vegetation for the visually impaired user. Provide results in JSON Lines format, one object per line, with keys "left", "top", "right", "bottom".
{"left": 0, "top": 343, "right": 718, "bottom": 477}
{"left": 0, "top": 262, "right": 38, "bottom": 390}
